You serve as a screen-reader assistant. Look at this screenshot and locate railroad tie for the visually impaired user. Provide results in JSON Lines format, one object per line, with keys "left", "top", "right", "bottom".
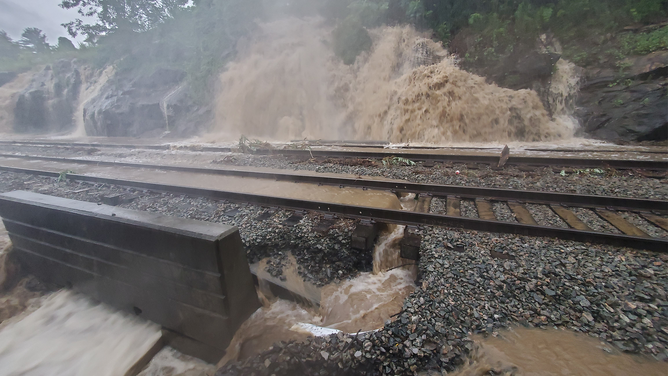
{"left": 475, "top": 199, "right": 496, "bottom": 221}
{"left": 641, "top": 213, "right": 668, "bottom": 232}
{"left": 550, "top": 205, "right": 592, "bottom": 231}
{"left": 415, "top": 194, "right": 432, "bottom": 213}
{"left": 596, "top": 209, "right": 649, "bottom": 237}
{"left": 446, "top": 196, "right": 461, "bottom": 217}
{"left": 507, "top": 202, "right": 538, "bottom": 225}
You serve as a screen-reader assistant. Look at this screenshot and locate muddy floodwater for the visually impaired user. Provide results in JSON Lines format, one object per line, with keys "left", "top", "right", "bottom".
{"left": 220, "top": 195, "right": 418, "bottom": 366}
{"left": 0, "top": 291, "right": 161, "bottom": 376}
{"left": 0, "top": 222, "right": 8, "bottom": 254}
{"left": 450, "top": 327, "right": 666, "bottom": 376}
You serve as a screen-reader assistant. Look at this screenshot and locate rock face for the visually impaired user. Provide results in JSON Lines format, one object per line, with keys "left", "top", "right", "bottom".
{"left": 453, "top": 27, "right": 667, "bottom": 143}
{"left": 577, "top": 51, "right": 668, "bottom": 142}
{"left": 14, "top": 60, "right": 81, "bottom": 133}
{"left": 83, "top": 68, "right": 211, "bottom": 138}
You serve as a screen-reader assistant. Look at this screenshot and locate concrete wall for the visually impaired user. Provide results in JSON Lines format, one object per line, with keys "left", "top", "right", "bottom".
{"left": 0, "top": 191, "right": 260, "bottom": 363}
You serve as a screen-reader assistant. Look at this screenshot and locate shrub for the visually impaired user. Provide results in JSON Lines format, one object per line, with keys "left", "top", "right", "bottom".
{"left": 333, "top": 17, "right": 373, "bottom": 65}
{"left": 620, "top": 26, "right": 668, "bottom": 55}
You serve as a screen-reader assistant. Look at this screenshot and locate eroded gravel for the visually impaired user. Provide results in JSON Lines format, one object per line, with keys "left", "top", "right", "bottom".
{"left": 217, "top": 228, "right": 668, "bottom": 375}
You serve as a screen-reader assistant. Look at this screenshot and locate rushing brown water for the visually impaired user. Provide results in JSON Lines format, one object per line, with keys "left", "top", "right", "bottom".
{"left": 0, "top": 71, "right": 37, "bottom": 134}
{"left": 219, "top": 194, "right": 417, "bottom": 367}
{"left": 214, "top": 18, "right": 575, "bottom": 143}
{"left": 449, "top": 327, "right": 666, "bottom": 376}
{"left": 72, "top": 66, "right": 114, "bottom": 137}
{"left": 0, "top": 290, "right": 161, "bottom": 376}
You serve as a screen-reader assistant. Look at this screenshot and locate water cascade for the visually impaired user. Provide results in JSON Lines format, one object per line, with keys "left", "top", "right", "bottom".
{"left": 214, "top": 18, "right": 576, "bottom": 143}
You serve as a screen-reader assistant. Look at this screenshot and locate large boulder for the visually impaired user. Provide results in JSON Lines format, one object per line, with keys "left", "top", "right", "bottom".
{"left": 13, "top": 60, "right": 81, "bottom": 133}
{"left": 83, "top": 67, "right": 211, "bottom": 137}
{"left": 577, "top": 51, "right": 668, "bottom": 142}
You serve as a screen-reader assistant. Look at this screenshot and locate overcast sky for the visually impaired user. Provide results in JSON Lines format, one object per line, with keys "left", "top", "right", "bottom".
{"left": 0, "top": 0, "right": 87, "bottom": 44}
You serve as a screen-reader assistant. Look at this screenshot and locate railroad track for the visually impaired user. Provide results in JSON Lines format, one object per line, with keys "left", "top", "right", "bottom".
{"left": 0, "top": 140, "right": 665, "bottom": 170}
{"left": 0, "top": 154, "right": 665, "bottom": 253}
{"left": 290, "top": 140, "right": 668, "bottom": 154}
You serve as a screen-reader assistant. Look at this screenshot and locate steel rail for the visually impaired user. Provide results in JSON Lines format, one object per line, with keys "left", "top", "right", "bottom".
{"left": 0, "top": 140, "right": 665, "bottom": 170}
{"left": 0, "top": 153, "right": 665, "bottom": 214}
{"left": 0, "top": 154, "right": 666, "bottom": 213}
{"left": 253, "top": 149, "right": 668, "bottom": 170}
{"left": 291, "top": 141, "right": 668, "bottom": 154}
{"left": 0, "top": 140, "right": 233, "bottom": 153}
{"left": 0, "top": 164, "right": 665, "bottom": 253}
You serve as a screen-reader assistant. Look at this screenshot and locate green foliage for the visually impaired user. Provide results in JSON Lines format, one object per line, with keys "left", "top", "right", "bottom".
{"left": 20, "top": 28, "right": 50, "bottom": 52}
{"left": 628, "top": 0, "right": 665, "bottom": 23}
{"left": 468, "top": 13, "right": 483, "bottom": 28}
{"left": 0, "top": 31, "right": 21, "bottom": 62}
{"left": 59, "top": 0, "right": 191, "bottom": 43}
{"left": 405, "top": 0, "right": 427, "bottom": 24}
{"left": 462, "top": 13, "right": 512, "bottom": 65}
{"left": 348, "top": 0, "right": 389, "bottom": 27}
{"left": 333, "top": 17, "right": 373, "bottom": 65}
{"left": 57, "top": 37, "right": 77, "bottom": 52}
{"left": 620, "top": 26, "right": 668, "bottom": 55}
{"left": 58, "top": 170, "right": 75, "bottom": 182}
{"left": 382, "top": 156, "right": 416, "bottom": 166}
{"left": 0, "top": 29, "right": 81, "bottom": 72}
{"left": 434, "top": 22, "right": 451, "bottom": 44}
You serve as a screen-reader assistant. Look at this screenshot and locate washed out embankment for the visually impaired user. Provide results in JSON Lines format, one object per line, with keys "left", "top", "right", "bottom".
{"left": 220, "top": 193, "right": 417, "bottom": 366}
{"left": 214, "top": 18, "right": 576, "bottom": 144}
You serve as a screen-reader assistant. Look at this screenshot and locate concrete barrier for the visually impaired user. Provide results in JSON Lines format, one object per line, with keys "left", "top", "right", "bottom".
{"left": 0, "top": 191, "right": 260, "bottom": 363}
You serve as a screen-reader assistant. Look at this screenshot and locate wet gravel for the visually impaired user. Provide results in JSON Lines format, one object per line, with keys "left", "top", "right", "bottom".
{"left": 225, "top": 158, "right": 668, "bottom": 201}
{"left": 217, "top": 228, "right": 668, "bottom": 375}
{"left": 492, "top": 202, "right": 516, "bottom": 222}
{"left": 429, "top": 197, "right": 447, "bottom": 215}
{"left": 571, "top": 208, "right": 623, "bottom": 234}
{"left": 525, "top": 204, "right": 569, "bottom": 228}
{"left": 617, "top": 211, "right": 668, "bottom": 238}
{"left": 460, "top": 200, "right": 478, "bottom": 218}
{"left": 0, "top": 171, "right": 369, "bottom": 286}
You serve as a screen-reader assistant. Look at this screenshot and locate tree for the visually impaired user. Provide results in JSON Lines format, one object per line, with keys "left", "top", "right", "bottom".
{"left": 0, "top": 31, "right": 21, "bottom": 60}
{"left": 19, "top": 28, "right": 50, "bottom": 53}
{"left": 57, "top": 37, "right": 77, "bottom": 51}
{"left": 60, "top": 0, "right": 191, "bottom": 43}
